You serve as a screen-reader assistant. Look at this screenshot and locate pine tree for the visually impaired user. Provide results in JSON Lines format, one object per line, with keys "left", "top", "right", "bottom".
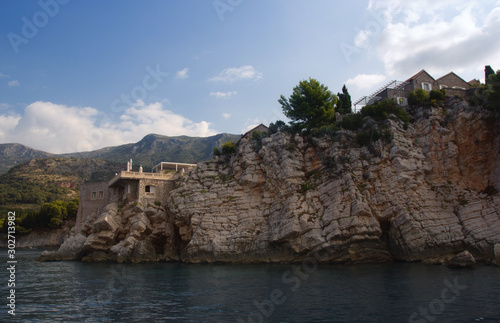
{"left": 337, "top": 84, "right": 352, "bottom": 114}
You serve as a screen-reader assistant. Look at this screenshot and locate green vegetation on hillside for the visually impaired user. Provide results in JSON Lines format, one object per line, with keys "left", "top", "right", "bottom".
{"left": 0, "top": 157, "right": 120, "bottom": 206}
{"left": 0, "top": 198, "right": 79, "bottom": 234}
{"left": 408, "top": 88, "right": 446, "bottom": 107}
{"left": 486, "top": 69, "right": 500, "bottom": 110}
{"left": 274, "top": 79, "right": 403, "bottom": 148}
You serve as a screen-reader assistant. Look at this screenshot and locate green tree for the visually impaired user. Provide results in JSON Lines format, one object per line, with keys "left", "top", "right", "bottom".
{"left": 269, "top": 120, "right": 288, "bottom": 134}
{"left": 486, "top": 70, "right": 500, "bottom": 110}
{"left": 279, "top": 78, "right": 337, "bottom": 131}
{"left": 337, "top": 84, "right": 352, "bottom": 114}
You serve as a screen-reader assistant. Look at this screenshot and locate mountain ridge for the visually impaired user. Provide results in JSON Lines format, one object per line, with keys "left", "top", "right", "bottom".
{"left": 0, "top": 132, "right": 241, "bottom": 175}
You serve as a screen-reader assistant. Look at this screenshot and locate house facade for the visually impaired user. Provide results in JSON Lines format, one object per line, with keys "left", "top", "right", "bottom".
{"left": 355, "top": 68, "right": 483, "bottom": 109}
{"left": 75, "top": 161, "right": 195, "bottom": 229}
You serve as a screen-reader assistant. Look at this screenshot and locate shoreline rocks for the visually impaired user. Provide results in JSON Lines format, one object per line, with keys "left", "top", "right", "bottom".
{"left": 38, "top": 102, "right": 500, "bottom": 264}
{"left": 447, "top": 251, "right": 476, "bottom": 268}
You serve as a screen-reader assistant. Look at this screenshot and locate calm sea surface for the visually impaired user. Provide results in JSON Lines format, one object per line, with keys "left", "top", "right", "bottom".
{"left": 1, "top": 249, "right": 499, "bottom": 322}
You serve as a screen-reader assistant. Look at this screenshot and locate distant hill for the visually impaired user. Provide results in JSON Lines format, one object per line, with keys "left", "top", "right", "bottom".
{"left": 0, "top": 143, "right": 54, "bottom": 175}
{"left": 0, "top": 132, "right": 241, "bottom": 209}
{"left": 0, "top": 133, "right": 241, "bottom": 174}
{"left": 62, "top": 133, "right": 241, "bottom": 170}
{"left": 0, "top": 157, "right": 122, "bottom": 207}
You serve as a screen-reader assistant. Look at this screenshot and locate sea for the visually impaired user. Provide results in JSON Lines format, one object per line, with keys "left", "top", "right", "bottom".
{"left": 1, "top": 249, "right": 499, "bottom": 322}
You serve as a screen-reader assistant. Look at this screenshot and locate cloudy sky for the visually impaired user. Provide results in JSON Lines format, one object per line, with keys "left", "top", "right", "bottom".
{"left": 1, "top": 0, "right": 499, "bottom": 153}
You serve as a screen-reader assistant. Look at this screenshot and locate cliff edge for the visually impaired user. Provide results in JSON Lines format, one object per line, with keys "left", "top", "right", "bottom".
{"left": 40, "top": 99, "right": 500, "bottom": 264}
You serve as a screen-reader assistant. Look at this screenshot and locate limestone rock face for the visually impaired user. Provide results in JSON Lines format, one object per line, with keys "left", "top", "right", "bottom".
{"left": 2, "top": 220, "right": 74, "bottom": 250}
{"left": 169, "top": 101, "right": 500, "bottom": 264}
{"left": 39, "top": 201, "right": 178, "bottom": 263}
{"left": 40, "top": 100, "right": 500, "bottom": 264}
{"left": 448, "top": 250, "right": 476, "bottom": 268}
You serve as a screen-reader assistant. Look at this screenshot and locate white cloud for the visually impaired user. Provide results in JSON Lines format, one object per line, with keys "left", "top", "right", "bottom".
{"left": 222, "top": 113, "right": 231, "bottom": 119}
{"left": 175, "top": 68, "right": 189, "bottom": 79}
{"left": 363, "top": 1, "right": 500, "bottom": 78}
{"left": 347, "top": 1, "right": 500, "bottom": 99}
{"left": 0, "top": 73, "right": 9, "bottom": 78}
{"left": 0, "top": 114, "right": 21, "bottom": 139}
{"left": 209, "top": 91, "right": 237, "bottom": 99}
{"left": 210, "top": 65, "right": 263, "bottom": 83}
{"left": 0, "top": 103, "right": 12, "bottom": 110}
{"left": 8, "top": 80, "right": 19, "bottom": 86}
{"left": 345, "top": 74, "right": 387, "bottom": 90}
{"left": 0, "top": 101, "right": 218, "bottom": 154}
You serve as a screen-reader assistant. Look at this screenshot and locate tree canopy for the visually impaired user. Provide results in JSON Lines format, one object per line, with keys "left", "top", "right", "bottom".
{"left": 486, "top": 70, "right": 500, "bottom": 110}
{"left": 337, "top": 84, "right": 352, "bottom": 114}
{"left": 278, "top": 78, "right": 337, "bottom": 131}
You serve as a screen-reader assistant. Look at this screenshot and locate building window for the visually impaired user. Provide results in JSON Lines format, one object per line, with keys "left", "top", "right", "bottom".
{"left": 397, "top": 97, "right": 408, "bottom": 106}
{"left": 91, "top": 192, "right": 97, "bottom": 200}
{"left": 421, "top": 82, "right": 432, "bottom": 91}
{"left": 145, "top": 185, "right": 156, "bottom": 196}
{"left": 98, "top": 191, "right": 104, "bottom": 199}
{"left": 439, "top": 85, "right": 447, "bottom": 89}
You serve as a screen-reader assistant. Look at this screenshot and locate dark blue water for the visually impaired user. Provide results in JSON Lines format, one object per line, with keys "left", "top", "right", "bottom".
{"left": 1, "top": 250, "right": 499, "bottom": 322}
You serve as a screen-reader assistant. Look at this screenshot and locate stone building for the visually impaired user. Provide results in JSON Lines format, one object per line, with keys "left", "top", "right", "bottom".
{"left": 75, "top": 161, "right": 195, "bottom": 228}
{"left": 354, "top": 68, "right": 482, "bottom": 109}
{"left": 236, "top": 124, "right": 269, "bottom": 145}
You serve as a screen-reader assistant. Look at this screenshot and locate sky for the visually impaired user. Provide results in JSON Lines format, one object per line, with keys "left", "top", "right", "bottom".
{"left": 1, "top": 0, "right": 500, "bottom": 154}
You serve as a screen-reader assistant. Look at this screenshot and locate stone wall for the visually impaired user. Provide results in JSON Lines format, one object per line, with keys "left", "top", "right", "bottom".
{"left": 137, "top": 178, "right": 175, "bottom": 206}
{"left": 75, "top": 182, "right": 113, "bottom": 232}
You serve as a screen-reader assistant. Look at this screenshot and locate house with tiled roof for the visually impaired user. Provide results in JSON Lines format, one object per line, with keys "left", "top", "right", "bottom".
{"left": 354, "top": 67, "right": 484, "bottom": 109}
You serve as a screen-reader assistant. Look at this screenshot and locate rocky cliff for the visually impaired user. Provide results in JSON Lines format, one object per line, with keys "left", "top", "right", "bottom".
{"left": 0, "top": 220, "right": 74, "bottom": 249}
{"left": 40, "top": 99, "right": 500, "bottom": 264}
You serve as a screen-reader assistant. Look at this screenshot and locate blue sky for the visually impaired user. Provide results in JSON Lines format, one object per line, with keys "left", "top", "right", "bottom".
{"left": 1, "top": 0, "right": 500, "bottom": 153}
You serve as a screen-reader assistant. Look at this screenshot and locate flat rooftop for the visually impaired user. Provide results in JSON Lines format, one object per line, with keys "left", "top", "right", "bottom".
{"left": 108, "top": 170, "right": 177, "bottom": 187}
{"left": 152, "top": 162, "right": 197, "bottom": 173}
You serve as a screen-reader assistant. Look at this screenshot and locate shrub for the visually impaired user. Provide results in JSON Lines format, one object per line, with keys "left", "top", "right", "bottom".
{"left": 311, "top": 125, "right": 337, "bottom": 139}
{"left": 213, "top": 146, "right": 221, "bottom": 157}
{"left": 381, "top": 129, "right": 394, "bottom": 143}
{"left": 430, "top": 89, "right": 446, "bottom": 102}
{"left": 221, "top": 141, "right": 237, "bottom": 155}
{"left": 269, "top": 120, "right": 289, "bottom": 134}
{"left": 408, "top": 89, "right": 429, "bottom": 106}
{"left": 340, "top": 113, "right": 364, "bottom": 130}
{"left": 361, "top": 99, "right": 409, "bottom": 123}
{"left": 356, "top": 131, "right": 371, "bottom": 146}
